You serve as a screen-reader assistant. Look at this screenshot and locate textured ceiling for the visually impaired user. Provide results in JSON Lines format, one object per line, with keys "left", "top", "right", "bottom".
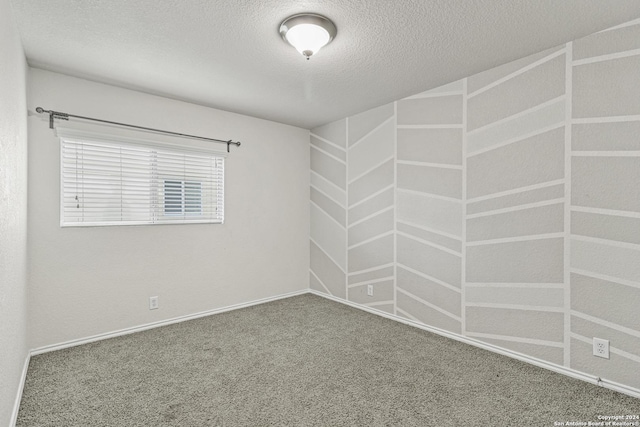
{"left": 10, "top": 0, "right": 640, "bottom": 129}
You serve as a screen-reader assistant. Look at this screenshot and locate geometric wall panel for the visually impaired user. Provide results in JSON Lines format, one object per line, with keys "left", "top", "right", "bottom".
{"left": 348, "top": 233, "right": 394, "bottom": 275}
{"left": 397, "top": 191, "right": 462, "bottom": 238}
{"left": 572, "top": 157, "right": 640, "bottom": 213}
{"left": 310, "top": 202, "right": 346, "bottom": 271}
{"left": 466, "top": 306, "right": 564, "bottom": 342}
{"left": 349, "top": 188, "right": 394, "bottom": 225}
{"left": 397, "top": 234, "right": 461, "bottom": 289}
{"left": 312, "top": 119, "right": 347, "bottom": 148}
{"left": 397, "top": 164, "right": 462, "bottom": 199}
{"left": 348, "top": 160, "right": 394, "bottom": 207}
{"left": 310, "top": 146, "right": 346, "bottom": 190}
{"left": 466, "top": 238, "right": 564, "bottom": 283}
{"left": 467, "top": 127, "right": 565, "bottom": 200}
{"left": 397, "top": 267, "right": 461, "bottom": 318}
{"left": 348, "top": 266, "right": 395, "bottom": 286}
{"left": 397, "top": 128, "right": 462, "bottom": 165}
{"left": 467, "top": 46, "right": 564, "bottom": 94}
{"left": 348, "top": 120, "right": 394, "bottom": 181}
{"left": 571, "top": 239, "right": 640, "bottom": 284}
{"left": 467, "top": 54, "right": 565, "bottom": 131}
{"left": 466, "top": 98, "right": 565, "bottom": 155}
{"left": 397, "top": 291, "right": 462, "bottom": 334}
{"left": 572, "top": 121, "right": 640, "bottom": 151}
{"left": 572, "top": 22, "right": 640, "bottom": 60}
{"left": 573, "top": 55, "right": 640, "bottom": 119}
{"left": 396, "top": 221, "right": 462, "bottom": 253}
{"left": 572, "top": 210, "right": 640, "bottom": 245}
{"left": 310, "top": 187, "right": 346, "bottom": 227}
{"left": 397, "top": 96, "right": 462, "bottom": 126}
{"left": 348, "top": 209, "right": 393, "bottom": 248}
{"left": 571, "top": 273, "right": 640, "bottom": 331}
{"left": 311, "top": 135, "right": 346, "bottom": 162}
{"left": 466, "top": 183, "right": 564, "bottom": 215}
{"left": 466, "top": 203, "right": 563, "bottom": 242}
{"left": 466, "top": 286, "right": 564, "bottom": 308}
{"left": 348, "top": 104, "right": 394, "bottom": 145}
{"left": 310, "top": 241, "right": 346, "bottom": 299}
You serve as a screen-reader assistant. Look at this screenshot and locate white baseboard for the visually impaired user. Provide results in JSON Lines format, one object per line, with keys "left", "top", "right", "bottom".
{"left": 309, "top": 289, "right": 640, "bottom": 400}
{"left": 30, "top": 289, "right": 308, "bottom": 356}
{"left": 19, "top": 286, "right": 639, "bottom": 421}
{"left": 11, "top": 351, "right": 30, "bottom": 427}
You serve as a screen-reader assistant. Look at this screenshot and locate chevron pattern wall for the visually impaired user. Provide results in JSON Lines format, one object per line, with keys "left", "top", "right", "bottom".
{"left": 396, "top": 83, "right": 463, "bottom": 334}
{"left": 309, "top": 119, "right": 347, "bottom": 299}
{"left": 569, "top": 20, "right": 640, "bottom": 389}
{"left": 464, "top": 45, "right": 567, "bottom": 366}
{"left": 346, "top": 104, "right": 395, "bottom": 313}
{"left": 310, "top": 18, "right": 640, "bottom": 392}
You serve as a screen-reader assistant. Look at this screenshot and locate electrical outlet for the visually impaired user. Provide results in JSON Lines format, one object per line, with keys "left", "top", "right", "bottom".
{"left": 367, "top": 285, "right": 373, "bottom": 296}
{"left": 593, "top": 337, "right": 609, "bottom": 359}
{"left": 149, "top": 296, "right": 159, "bottom": 310}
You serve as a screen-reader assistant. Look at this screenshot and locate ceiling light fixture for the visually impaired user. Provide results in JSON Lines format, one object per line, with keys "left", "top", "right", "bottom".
{"left": 279, "top": 13, "right": 337, "bottom": 60}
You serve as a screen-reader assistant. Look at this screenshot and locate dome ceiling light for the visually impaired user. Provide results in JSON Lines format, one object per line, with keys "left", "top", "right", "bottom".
{"left": 279, "top": 13, "right": 337, "bottom": 60}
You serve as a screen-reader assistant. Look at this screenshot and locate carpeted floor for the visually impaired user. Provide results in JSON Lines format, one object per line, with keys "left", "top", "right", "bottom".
{"left": 17, "top": 294, "right": 640, "bottom": 426}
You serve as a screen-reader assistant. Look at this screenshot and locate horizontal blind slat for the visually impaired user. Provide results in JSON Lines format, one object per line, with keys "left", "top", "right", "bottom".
{"left": 61, "top": 137, "right": 224, "bottom": 226}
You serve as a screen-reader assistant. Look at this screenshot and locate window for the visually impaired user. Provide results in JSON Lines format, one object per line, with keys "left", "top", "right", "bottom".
{"left": 60, "top": 130, "right": 224, "bottom": 226}
{"left": 164, "top": 180, "right": 202, "bottom": 216}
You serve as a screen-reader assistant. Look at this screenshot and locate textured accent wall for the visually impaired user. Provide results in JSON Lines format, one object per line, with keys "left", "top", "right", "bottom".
{"left": 464, "top": 45, "right": 567, "bottom": 366}
{"left": 310, "top": 18, "right": 640, "bottom": 392}
{"left": 346, "top": 104, "right": 395, "bottom": 312}
{"left": 396, "top": 83, "right": 464, "bottom": 335}
{"left": 568, "top": 21, "right": 640, "bottom": 389}
{"left": 310, "top": 119, "right": 347, "bottom": 298}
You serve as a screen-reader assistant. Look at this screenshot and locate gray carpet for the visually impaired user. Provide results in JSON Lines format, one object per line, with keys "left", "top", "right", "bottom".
{"left": 17, "top": 294, "right": 640, "bottom": 426}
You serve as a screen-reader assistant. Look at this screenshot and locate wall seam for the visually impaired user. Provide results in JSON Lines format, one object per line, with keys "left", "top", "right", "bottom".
{"left": 345, "top": 117, "right": 350, "bottom": 300}
{"left": 461, "top": 78, "right": 468, "bottom": 336}
{"left": 563, "top": 42, "right": 573, "bottom": 368}
{"left": 393, "top": 101, "right": 398, "bottom": 315}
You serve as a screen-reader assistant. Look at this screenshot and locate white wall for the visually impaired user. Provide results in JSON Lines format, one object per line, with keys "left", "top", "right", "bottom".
{"left": 0, "top": 0, "right": 29, "bottom": 423}
{"left": 27, "top": 68, "right": 309, "bottom": 349}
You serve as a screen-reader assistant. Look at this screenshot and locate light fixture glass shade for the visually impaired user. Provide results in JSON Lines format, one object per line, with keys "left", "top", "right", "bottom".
{"left": 286, "top": 24, "right": 330, "bottom": 57}
{"left": 280, "top": 14, "right": 337, "bottom": 59}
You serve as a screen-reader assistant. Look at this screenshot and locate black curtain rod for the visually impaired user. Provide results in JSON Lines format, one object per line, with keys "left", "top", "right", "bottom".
{"left": 35, "top": 107, "right": 241, "bottom": 152}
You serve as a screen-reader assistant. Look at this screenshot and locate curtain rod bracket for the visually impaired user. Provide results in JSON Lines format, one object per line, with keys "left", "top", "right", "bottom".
{"left": 36, "top": 107, "right": 69, "bottom": 129}
{"left": 227, "top": 140, "right": 242, "bottom": 152}
{"left": 35, "top": 106, "right": 241, "bottom": 150}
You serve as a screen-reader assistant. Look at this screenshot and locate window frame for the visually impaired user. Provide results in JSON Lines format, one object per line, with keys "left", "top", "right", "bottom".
{"left": 57, "top": 126, "right": 226, "bottom": 228}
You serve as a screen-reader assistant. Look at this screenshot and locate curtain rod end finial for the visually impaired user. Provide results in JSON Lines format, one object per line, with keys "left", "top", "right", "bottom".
{"left": 36, "top": 107, "right": 44, "bottom": 114}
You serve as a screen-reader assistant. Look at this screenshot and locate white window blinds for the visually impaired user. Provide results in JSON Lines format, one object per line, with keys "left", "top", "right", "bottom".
{"left": 61, "top": 134, "right": 224, "bottom": 227}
